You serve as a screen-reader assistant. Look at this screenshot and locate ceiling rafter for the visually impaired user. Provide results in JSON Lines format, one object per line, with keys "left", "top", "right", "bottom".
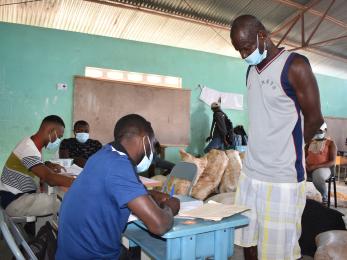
{"left": 272, "top": 0, "right": 347, "bottom": 29}
{"left": 272, "top": 0, "right": 346, "bottom": 55}
{"left": 86, "top": 0, "right": 347, "bottom": 63}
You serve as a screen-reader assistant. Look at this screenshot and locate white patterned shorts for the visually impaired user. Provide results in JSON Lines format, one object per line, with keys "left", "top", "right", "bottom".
{"left": 234, "top": 172, "right": 306, "bottom": 260}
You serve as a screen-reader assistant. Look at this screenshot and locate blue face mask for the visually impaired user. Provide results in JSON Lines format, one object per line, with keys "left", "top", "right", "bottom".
{"left": 46, "top": 130, "right": 61, "bottom": 151}
{"left": 76, "top": 132, "right": 89, "bottom": 143}
{"left": 244, "top": 35, "right": 267, "bottom": 65}
{"left": 136, "top": 136, "right": 153, "bottom": 173}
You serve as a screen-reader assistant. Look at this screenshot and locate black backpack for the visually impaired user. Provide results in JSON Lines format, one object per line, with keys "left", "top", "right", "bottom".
{"left": 222, "top": 113, "right": 234, "bottom": 147}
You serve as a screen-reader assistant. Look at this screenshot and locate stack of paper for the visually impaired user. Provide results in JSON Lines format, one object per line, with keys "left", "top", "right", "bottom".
{"left": 174, "top": 195, "right": 203, "bottom": 215}
{"left": 65, "top": 164, "right": 83, "bottom": 176}
{"left": 178, "top": 201, "right": 249, "bottom": 221}
{"left": 127, "top": 195, "right": 204, "bottom": 222}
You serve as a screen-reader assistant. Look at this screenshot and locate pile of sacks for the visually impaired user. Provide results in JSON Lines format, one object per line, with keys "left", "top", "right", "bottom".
{"left": 152, "top": 149, "right": 242, "bottom": 200}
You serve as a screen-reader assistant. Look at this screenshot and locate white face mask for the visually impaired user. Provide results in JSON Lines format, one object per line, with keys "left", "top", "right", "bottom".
{"left": 76, "top": 132, "right": 89, "bottom": 143}
{"left": 136, "top": 136, "right": 153, "bottom": 173}
{"left": 244, "top": 34, "right": 267, "bottom": 65}
{"left": 46, "top": 130, "right": 61, "bottom": 151}
{"left": 313, "top": 133, "right": 325, "bottom": 140}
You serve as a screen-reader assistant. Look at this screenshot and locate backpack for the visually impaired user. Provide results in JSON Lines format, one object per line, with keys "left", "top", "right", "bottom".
{"left": 222, "top": 113, "right": 234, "bottom": 147}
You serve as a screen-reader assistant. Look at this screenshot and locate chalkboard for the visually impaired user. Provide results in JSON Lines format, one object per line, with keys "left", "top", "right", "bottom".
{"left": 324, "top": 116, "right": 347, "bottom": 152}
{"left": 73, "top": 76, "right": 191, "bottom": 146}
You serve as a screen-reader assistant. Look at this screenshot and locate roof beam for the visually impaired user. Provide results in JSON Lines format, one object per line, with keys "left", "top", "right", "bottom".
{"left": 305, "top": 0, "right": 335, "bottom": 46}
{"left": 271, "top": 0, "right": 319, "bottom": 37}
{"left": 290, "top": 35, "right": 347, "bottom": 51}
{"left": 272, "top": 0, "right": 347, "bottom": 29}
{"left": 88, "top": 0, "right": 347, "bottom": 63}
{"left": 84, "top": 0, "right": 228, "bottom": 30}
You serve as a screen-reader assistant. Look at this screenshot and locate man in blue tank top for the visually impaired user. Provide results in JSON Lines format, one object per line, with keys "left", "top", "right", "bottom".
{"left": 230, "top": 15, "right": 324, "bottom": 260}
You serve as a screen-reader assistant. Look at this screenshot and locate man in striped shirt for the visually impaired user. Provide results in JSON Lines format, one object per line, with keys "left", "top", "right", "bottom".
{"left": 0, "top": 115, "right": 74, "bottom": 217}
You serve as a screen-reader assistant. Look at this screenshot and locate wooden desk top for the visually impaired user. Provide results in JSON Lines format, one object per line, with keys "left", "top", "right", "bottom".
{"left": 336, "top": 156, "right": 347, "bottom": 165}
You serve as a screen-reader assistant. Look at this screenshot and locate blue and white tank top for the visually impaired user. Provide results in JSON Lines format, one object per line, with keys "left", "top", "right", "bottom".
{"left": 244, "top": 49, "right": 306, "bottom": 183}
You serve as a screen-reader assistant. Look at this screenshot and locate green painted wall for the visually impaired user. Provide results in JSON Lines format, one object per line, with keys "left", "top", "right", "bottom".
{"left": 0, "top": 22, "right": 346, "bottom": 166}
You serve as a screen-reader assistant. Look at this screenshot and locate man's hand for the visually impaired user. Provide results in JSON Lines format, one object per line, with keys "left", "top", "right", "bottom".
{"left": 148, "top": 190, "right": 180, "bottom": 216}
{"left": 306, "top": 164, "right": 317, "bottom": 172}
{"left": 148, "top": 190, "right": 170, "bottom": 205}
{"left": 161, "top": 197, "right": 180, "bottom": 216}
{"left": 224, "top": 137, "right": 229, "bottom": 146}
{"left": 45, "top": 162, "right": 66, "bottom": 173}
{"left": 206, "top": 136, "right": 211, "bottom": 142}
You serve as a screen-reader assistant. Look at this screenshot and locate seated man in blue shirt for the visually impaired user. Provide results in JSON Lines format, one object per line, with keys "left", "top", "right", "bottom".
{"left": 56, "top": 114, "right": 179, "bottom": 259}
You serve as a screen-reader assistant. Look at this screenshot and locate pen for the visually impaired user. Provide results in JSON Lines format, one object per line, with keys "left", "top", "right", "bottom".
{"left": 169, "top": 184, "right": 175, "bottom": 198}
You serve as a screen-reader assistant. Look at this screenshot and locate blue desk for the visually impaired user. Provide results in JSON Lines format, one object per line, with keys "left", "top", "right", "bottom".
{"left": 124, "top": 214, "right": 249, "bottom": 260}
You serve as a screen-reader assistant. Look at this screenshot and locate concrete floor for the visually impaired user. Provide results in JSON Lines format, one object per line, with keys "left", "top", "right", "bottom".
{"left": 1, "top": 182, "right": 347, "bottom": 259}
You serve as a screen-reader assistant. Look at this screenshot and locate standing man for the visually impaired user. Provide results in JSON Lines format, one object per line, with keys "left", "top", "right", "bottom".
{"left": 59, "top": 120, "right": 102, "bottom": 167}
{"left": 56, "top": 114, "right": 179, "bottom": 259}
{"left": 0, "top": 115, "right": 74, "bottom": 217}
{"left": 204, "top": 102, "right": 229, "bottom": 153}
{"left": 230, "top": 15, "right": 324, "bottom": 260}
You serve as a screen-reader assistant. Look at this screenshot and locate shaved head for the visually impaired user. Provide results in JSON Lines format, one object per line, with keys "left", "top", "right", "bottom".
{"left": 230, "top": 15, "right": 266, "bottom": 41}
{"left": 230, "top": 15, "right": 269, "bottom": 60}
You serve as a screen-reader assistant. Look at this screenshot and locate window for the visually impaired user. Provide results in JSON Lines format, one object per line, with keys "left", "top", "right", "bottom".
{"left": 85, "top": 67, "right": 182, "bottom": 88}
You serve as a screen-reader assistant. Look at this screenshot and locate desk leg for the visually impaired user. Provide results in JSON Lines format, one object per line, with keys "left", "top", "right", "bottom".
{"left": 338, "top": 165, "right": 341, "bottom": 182}
{"left": 214, "top": 229, "right": 230, "bottom": 260}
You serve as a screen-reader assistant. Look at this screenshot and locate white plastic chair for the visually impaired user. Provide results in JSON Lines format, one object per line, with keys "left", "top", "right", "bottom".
{"left": 0, "top": 208, "right": 37, "bottom": 260}
{"left": 162, "top": 161, "right": 198, "bottom": 195}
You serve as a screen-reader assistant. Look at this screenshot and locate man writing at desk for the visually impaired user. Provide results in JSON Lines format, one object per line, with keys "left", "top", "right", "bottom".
{"left": 56, "top": 114, "right": 179, "bottom": 259}
{"left": 0, "top": 115, "right": 74, "bottom": 217}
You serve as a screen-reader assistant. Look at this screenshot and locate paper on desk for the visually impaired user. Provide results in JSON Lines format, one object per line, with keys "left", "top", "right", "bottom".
{"left": 128, "top": 214, "right": 138, "bottom": 222}
{"left": 178, "top": 201, "right": 250, "bottom": 221}
{"left": 65, "top": 164, "right": 83, "bottom": 176}
{"left": 179, "top": 199, "right": 203, "bottom": 213}
{"left": 139, "top": 176, "right": 162, "bottom": 187}
{"left": 128, "top": 198, "right": 204, "bottom": 221}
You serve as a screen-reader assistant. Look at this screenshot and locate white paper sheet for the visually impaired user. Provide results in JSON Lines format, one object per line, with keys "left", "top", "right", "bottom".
{"left": 199, "top": 86, "right": 243, "bottom": 110}
{"left": 200, "top": 86, "right": 221, "bottom": 106}
{"left": 220, "top": 92, "right": 243, "bottom": 110}
{"left": 65, "top": 164, "right": 83, "bottom": 176}
{"left": 178, "top": 201, "right": 250, "bottom": 221}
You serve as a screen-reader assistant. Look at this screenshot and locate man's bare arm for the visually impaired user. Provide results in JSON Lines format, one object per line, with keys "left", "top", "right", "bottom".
{"left": 288, "top": 56, "right": 324, "bottom": 143}
{"left": 31, "top": 164, "right": 74, "bottom": 187}
{"left": 128, "top": 195, "right": 174, "bottom": 235}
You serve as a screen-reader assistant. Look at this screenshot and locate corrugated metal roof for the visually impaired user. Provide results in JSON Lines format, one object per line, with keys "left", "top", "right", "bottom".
{"left": 0, "top": 0, "right": 346, "bottom": 79}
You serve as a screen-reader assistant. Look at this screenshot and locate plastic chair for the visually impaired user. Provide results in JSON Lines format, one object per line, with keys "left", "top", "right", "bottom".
{"left": 162, "top": 161, "right": 198, "bottom": 195}
{"left": 0, "top": 208, "right": 37, "bottom": 260}
{"left": 307, "top": 166, "right": 337, "bottom": 208}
